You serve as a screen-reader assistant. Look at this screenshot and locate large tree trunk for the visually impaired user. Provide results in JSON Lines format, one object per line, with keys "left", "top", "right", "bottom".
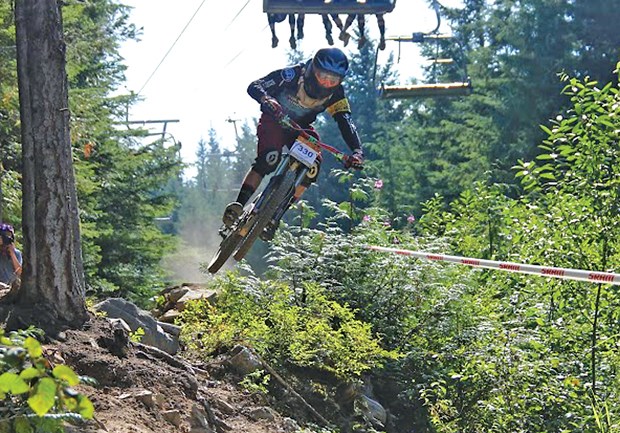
{"left": 13, "top": 0, "right": 87, "bottom": 329}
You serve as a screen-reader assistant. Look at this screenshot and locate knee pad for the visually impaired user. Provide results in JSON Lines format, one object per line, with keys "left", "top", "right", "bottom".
{"left": 253, "top": 149, "right": 281, "bottom": 176}
{"left": 301, "top": 161, "right": 321, "bottom": 187}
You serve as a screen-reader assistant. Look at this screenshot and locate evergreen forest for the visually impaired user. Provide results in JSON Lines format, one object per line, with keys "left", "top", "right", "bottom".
{"left": 2, "top": 0, "right": 620, "bottom": 431}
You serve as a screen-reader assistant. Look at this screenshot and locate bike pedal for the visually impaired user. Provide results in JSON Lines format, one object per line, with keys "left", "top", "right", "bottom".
{"left": 218, "top": 225, "right": 230, "bottom": 239}
{"left": 260, "top": 221, "right": 278, "bottom": 242}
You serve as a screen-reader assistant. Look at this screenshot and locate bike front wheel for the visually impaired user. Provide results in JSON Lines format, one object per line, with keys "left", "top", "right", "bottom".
{"left": 207, "top": 231, "right": 243, "bottom": 274}
{"left": 233, "top": 169, "right": 296, "bottom": 261}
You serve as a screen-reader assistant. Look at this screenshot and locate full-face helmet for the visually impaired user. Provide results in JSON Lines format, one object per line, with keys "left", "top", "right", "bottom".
{"left": 303, "top": 48, "right": 349, "bottom": 99}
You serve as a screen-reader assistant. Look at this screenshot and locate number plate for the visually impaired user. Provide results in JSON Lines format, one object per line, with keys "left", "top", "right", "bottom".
{"left": 289, "top": 141, "right": 318, "bottom": 167}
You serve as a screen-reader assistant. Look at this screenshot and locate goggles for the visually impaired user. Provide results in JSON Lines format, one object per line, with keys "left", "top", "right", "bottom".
{"left": 314, "top": 69, "right": 342, "bottom": 88}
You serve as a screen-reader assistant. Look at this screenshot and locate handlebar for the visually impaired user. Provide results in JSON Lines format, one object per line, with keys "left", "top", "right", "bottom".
{"left": 278, "top": 115, "right": 351, "bottom": 166}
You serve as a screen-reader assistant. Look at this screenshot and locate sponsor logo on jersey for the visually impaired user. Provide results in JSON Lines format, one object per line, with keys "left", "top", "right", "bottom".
{"left": 281, "top": 68, "right": 296, "bottom": 82}
{"left": 326, "top": 98, "right": 351, "bottom": 115}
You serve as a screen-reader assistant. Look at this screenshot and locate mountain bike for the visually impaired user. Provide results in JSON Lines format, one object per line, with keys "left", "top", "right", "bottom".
{"left": 207, "top": 116, "right": 353, "bottom": 274}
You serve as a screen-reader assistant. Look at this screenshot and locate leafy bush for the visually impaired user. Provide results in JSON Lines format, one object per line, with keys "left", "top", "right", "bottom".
{"left": 179, "top": 273, "right": 398, "bottom": 380}
{"left": 0, "top": 328, "right": 94, "bottom": 433}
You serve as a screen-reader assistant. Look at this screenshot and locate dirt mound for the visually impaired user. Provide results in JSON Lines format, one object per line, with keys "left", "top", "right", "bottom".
{"left": 49, "top": 316, "right": 310, "bottom": 433}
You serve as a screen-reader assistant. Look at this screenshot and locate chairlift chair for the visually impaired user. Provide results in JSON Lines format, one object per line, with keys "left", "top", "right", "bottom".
{"left": 379, "top": 80, "right": 472, "bottom": 99}
{"left": 374, "top": 1, "right": 473, "bottom": 99}
{"left": 263, "top": 0, "right": 397, "bottom": 15}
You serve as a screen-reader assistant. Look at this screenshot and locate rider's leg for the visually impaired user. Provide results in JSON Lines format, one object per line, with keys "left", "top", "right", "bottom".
{"left": 331, "top": 14, "right": 344, "bottom": 33}
{"left": 237, "top": 169, "right": 263, "bottom": 205}
{"left": 223, "top": 168, "right": 263, "bottom": 226}
{"left": 260, "top": 164, "right": 320, "bottom": 241}
{"left": 261, "top": 128, "right": 321, "bottom": 241}
{"left": 224, "top": 113, "right": 293, "bottom": 226}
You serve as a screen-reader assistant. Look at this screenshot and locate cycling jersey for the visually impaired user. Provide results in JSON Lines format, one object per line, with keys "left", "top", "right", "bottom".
{"left": 247, "top": 62, "right": 362, "bottom": 151}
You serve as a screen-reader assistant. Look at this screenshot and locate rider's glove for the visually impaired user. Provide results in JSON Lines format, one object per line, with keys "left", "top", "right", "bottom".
{"left": 260, "top": 96, "right": 284, "bottom": 120}
{"left": 345, "top": 149, "right": 364, "bottom": 170}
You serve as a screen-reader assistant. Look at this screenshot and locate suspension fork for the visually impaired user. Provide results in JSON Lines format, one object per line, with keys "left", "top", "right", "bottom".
{"left": 271, "top": 163, "right": 309, "bottom": 222}
{"left": 254, "top": 154, "right": 306, "bottom": 213}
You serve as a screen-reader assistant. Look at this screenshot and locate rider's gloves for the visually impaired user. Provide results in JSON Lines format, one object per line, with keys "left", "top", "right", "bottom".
{"left": 260, "top": 96, "right": 284, "bottom": 120}
{"left": 345, "top": 149, "right": 364, "bottom": 170}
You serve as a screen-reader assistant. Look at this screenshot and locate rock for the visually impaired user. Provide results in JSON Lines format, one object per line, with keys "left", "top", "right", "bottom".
{"left": 247, "top": 406, "right": 277, "bottom": 421}
{"left": 228, "top": 345, "right": 262, "bottom": 375}
{"left": 175, "top": 288, "right": 217, "bottom": 311}
{"left": 97, "top": 318, "right": 130, "bottom": 357}
{"left": 162, "top": 409, "right": 183, "bottom": 427}
{"left": 109, "top": 318, "right": 131, "bottom": 333}
{"left": 281, "top": 417, "right": 300, "bottom": 433}
{"left": 355, "top": 395, "right": 387, "bottom": 428}
{"left": 157, "top": 320, "right": 181, "bottom": 337}
{"left": 191, "top": 404, "right": 210, "bottom": 428}
{"left": 167, "top": 286, "right": 191, "bottom": 304}
{"left": 214, "top": 419, "right": 233, "bottom": 431}
{"left": 158, "top": 309, "right": 182, "bottom": 323}
{"left": 190, "top": 428, "right": 215, "bottom": 433}
{"left": 212, "top": 397, "right": 235, "bottom": 415}
{"left": 336, "top": 381, "right": 360, "bottom": 407}
{"left": 134, "top": 390, "right": 156, "bottom": 409}
{"left": 94, "top": 298, "right": 179, "bottom": 355}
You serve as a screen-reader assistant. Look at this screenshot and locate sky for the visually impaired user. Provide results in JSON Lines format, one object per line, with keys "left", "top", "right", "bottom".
{"left": 117, "top": 0, "right": 461, "bottom": 177}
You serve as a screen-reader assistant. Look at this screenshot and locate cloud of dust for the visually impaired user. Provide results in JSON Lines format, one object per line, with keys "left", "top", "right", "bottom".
{"left": 160, "top": 214, "right": 238, "bottom": 284}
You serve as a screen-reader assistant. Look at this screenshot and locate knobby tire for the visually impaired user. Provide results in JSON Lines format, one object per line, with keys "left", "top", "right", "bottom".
{"left": 233, "top": 169, "right": 296, "bottom": 261}
{"left": 207, "top": 231, "right": 243, "bottom": 274}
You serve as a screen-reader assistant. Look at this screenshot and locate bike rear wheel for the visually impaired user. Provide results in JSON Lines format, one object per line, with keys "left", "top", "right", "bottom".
{"left": 207, "top": 231, "right": 243, "bottom": 274}
{"left": 233, "top": 169, "right": 296, "bottom": 261}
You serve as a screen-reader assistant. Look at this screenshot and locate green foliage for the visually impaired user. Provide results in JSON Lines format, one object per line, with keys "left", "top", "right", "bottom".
{"left": 62, "top": 1, "right": 182, "bottom": 300}
{"left": 179, "top": 274, "right": 398, "bottom": 380}
{"left": 265, "top": 68, "right": 620, "bottom": 427}
{"left": 0, "top": 1, "right": 182, "bottom": 301}
{"left": 391, "top": 66, "right": 620, "bottom": 432}
{"left": 0, "top": 328, "right": 94, "bottom": 432}
{"left": 129, "top": 327, "right": 145, "bottom": 343}
{"left": 238, "top": 369, "right": 271, "bottom": 395}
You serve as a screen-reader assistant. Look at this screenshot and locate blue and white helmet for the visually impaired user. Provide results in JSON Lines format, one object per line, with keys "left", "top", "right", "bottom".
{"left": 303, "top": 48, "right": 349, "bottom": 99}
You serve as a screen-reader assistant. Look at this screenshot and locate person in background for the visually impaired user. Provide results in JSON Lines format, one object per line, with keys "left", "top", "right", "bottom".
{"left": 321, "top": 14, "right": 338, "bottom": 46}
{"left": 0, "top": 223, "right": 22, "bottom": 286}
{"left": 267, "top": 13, "right": 304, "bottom": 49}
{"left": 222, "top": 48, "right": 364, "bottom": 240}
{"left": 335, "top": 13, "right": 386, "bottom": 50}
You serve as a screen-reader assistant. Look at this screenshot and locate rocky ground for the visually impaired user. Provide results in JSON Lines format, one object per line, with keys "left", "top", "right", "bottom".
{"left": 50, "top": 317, "right": 319, "bottom": 433}
{"left": 1, "top": 283, "right": 392, "bottom": 433}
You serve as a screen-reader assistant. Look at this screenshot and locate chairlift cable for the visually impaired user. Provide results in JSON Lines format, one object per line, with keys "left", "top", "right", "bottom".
{"left": 222, "top": 24, "right": 269, "bottom": 70}
{"left": 223, "top": 0, "right": 253, "bottom": 32}
{"left": 137, "top": 0, "right": 209, "bottom": 96}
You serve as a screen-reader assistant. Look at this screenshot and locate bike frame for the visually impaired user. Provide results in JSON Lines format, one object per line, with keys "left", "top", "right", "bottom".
{"left": 239, "top": 116, "right": 349, "bottom": 236}
{"left": 208, "top": 115, "right": 353, "bottom": 273}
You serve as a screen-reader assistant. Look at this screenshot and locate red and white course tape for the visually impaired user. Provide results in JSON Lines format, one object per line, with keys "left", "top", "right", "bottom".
{"left": 366, "top": 245, "right": 620, "bottom": 285}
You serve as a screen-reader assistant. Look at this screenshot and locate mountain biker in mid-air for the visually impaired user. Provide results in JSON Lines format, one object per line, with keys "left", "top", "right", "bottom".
{"left": 222, "top": 47, "right": 365, "bottom": 240}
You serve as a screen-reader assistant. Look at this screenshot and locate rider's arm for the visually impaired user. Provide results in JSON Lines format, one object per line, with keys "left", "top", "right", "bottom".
{"left": 7, "top": 246, "right": 22, "bottom": 277}
{"left": 326, "top": 94, "right": 362, "bottom": 152}
{"left": 247, "top": 66, "right": 301, "bottom": 103}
